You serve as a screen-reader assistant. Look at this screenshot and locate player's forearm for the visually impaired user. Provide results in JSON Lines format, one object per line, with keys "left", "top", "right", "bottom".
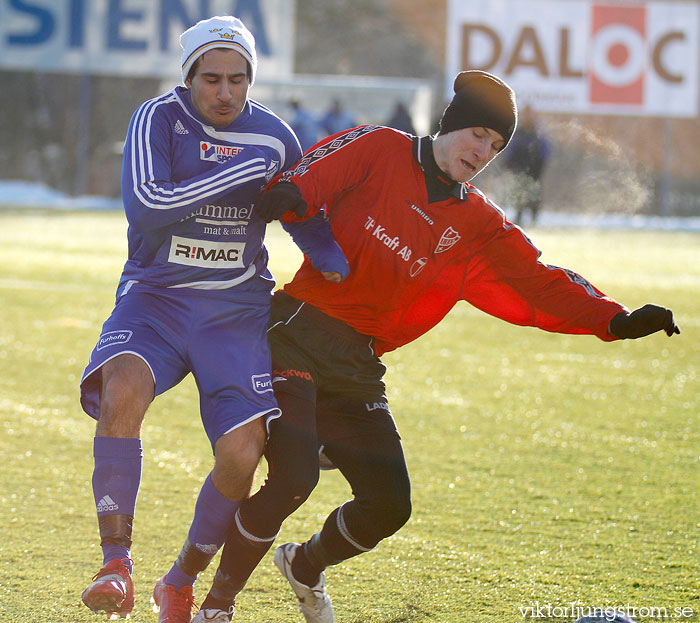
{"left": 283, "top": 213, "right": 349, "bottom": 280}
{"left": 122, "top": 157, "right": 269, "bottom": 233}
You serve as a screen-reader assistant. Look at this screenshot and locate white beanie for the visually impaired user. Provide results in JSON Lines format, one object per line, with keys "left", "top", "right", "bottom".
{"left": 180, "top": 16, "right": 257, "bottom": 85}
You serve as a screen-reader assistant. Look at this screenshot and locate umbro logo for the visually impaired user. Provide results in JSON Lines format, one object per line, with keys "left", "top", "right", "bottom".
{"left": 174, "top": 120, "right": 189, "bottom": 135}
{"left": 96, "top": 495, "right": 119, "bottom": 513}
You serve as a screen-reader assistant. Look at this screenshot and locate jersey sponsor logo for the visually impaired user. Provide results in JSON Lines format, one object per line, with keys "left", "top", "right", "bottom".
{"left": 407, "top": 201, "right": 435, "bottom": 225}
{"left": 251, "top": 373, "right": 273, "bottom": 394}
{"left": 96, "top": 330, "right": 133, "bottom": 351}
{"left": 202, "top": 224, "right": 247, "bottom": 236}
{"left": 272, "top": 368, "right": 314, "bottom": 382}
{"left": 174, "top": 119, "right": 189, "bottom": 135}
{"left": 365, "top": 401, "right": 390, "bottom": 412}
{"left": 410, "top": 256, "right": 428, "bottom": 277}
{"left": 168, "top": 236, "right": 245, "bottom": 268}
{"left": 364, "top": 216, "right": 413, "bottom": 262}
{"left": 192, "top": 203, "right": 252, "bottom": 226}
{"left": 435, "top": 227, "right": 461, "bottom": 253}
{"left": 200, "top": 141, "right": 243, "bottom": 163}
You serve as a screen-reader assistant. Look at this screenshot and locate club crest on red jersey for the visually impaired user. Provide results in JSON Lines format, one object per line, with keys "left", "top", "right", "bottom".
{"left": 435, "top": 227, "right": 461, "bottom": 253}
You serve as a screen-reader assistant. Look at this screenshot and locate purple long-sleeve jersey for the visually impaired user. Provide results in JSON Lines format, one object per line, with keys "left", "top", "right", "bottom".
{"left": 117, "top": 86, "right": 301, "bottom": 300}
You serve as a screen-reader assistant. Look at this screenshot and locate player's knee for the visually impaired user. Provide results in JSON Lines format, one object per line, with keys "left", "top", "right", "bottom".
{"left": 100, "top": 356, "right": 154, "bottom": 406}
{"left": 97, "top": 357, "right": 153, "bottom": 435}
{"left": 378, "top": 491, "right": 412, "bottom": 537}
{"left": 214, "top": 421, "right": 266, "bottom": 473}
{"left": 355, "top": 488, "right": 411, "bottom": 544}
{"left": 270, "top": 461, "right": 319, "bottom": 512}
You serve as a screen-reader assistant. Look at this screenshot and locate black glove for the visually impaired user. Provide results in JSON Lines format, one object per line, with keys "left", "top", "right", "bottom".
{"left": 609, "top": 304, "right": 680, "bottom": 339}
{"left": 255, "top": 182, "right": 308, "bottom": 223}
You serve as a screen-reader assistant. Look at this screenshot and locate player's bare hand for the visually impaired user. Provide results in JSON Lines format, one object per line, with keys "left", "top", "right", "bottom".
{"left": 609, "top": 304, "right": 680, "bottom": 339}
{"left": 322, "top": 271, "right": 343, "bottom": 283}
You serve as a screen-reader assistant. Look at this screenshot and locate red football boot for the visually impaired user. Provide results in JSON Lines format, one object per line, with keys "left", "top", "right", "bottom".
{"left": 81, "top": 558, "right": 134, "bottom": 618}
{"left": 152, "top": 576, "right": 196, "bottom": 623}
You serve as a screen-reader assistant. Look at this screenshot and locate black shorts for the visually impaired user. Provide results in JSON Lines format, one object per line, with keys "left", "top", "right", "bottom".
{"left": 268, "top": 291, "right": 399, "bottom": 443}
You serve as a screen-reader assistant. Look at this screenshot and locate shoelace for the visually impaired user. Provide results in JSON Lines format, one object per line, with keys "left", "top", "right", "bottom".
{"left": 167, "top": 586, "right": 197, "bottom": 618}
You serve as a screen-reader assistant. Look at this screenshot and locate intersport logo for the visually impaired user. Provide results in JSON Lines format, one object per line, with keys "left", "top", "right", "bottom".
{"left": 200, "top": 141, "right": 243, "bottom": 163}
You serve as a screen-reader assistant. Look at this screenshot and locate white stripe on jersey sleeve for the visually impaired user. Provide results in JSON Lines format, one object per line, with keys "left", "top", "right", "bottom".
{"left": 137, "top": 160, "right": 267, "bottom": 208}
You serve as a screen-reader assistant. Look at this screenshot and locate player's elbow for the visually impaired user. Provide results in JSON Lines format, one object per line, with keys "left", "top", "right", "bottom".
{"left": 125, "top": 204, "right": 162, "bottom": 234}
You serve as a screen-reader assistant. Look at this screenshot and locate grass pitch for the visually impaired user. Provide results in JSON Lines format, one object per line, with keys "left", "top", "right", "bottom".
{"left": 0, "top": 209, "right": 697, "bottom": 622}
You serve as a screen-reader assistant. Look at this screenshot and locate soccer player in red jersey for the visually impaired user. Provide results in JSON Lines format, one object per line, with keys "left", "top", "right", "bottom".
{"left": 193, "top": 71, "right": 679, "bottom": 623}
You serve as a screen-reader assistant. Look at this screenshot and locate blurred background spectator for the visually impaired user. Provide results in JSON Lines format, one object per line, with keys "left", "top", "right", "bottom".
{"left": 501, "top": 106, "right": 552, "bottom": 225}
{"left": 385, "top": 101, "right": 416, "bottom": 134}
{"left": 320, "top": 99, "right": 357, "bottom": 136}
{"left": 288, "top": 99, "right": 321, "bottom": 151}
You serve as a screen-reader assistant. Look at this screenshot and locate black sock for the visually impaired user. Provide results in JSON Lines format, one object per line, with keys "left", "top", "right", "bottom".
{"left": 292, "top": 545, "right": 323, "bottom": 587}
{"left": 200, "top": 591, "right": 235, "bottom": 612}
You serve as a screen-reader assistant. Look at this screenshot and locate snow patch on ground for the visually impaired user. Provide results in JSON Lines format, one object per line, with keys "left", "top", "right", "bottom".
{"left": 1, "top": 180, "right": 699, "bottom": 231}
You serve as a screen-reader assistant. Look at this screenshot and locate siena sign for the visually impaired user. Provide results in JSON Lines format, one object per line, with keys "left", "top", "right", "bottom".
{"left": 446, "top": 0, "right": 699, "bottom": 117}
{"left": 0, "top": 0, "right": 293, "bottom": 80}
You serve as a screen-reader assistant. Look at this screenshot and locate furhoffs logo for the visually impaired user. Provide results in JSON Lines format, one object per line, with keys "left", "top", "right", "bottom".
{"left": 251, "top": 374, "right": 273, "bottom": 394}
{"left": 96, "top": 330, "right": 133, "bottom": 351}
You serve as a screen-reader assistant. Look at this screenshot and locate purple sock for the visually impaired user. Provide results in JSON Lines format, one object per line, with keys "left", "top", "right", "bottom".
{"left": 165, "top": 563, "right": 196, "bottom": 591}
{"left": 92, "top": 437, "right": 143, "bottom": 565}
{"left": 165, "top": 474, "right": 240, "bottom": 589}
{"left": 102, "top": 544, "right": 132, "bottom": 571}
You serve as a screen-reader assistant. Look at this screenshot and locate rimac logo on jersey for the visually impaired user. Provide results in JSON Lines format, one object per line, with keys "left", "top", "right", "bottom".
{"left": 435, "top": 227, "right": 461, "bottom": 254}
{"left": 200, "top": 141, "right": 243, "bottom": 163}
{"left": 168, "top": 236, "right": 245, "bottom": 268}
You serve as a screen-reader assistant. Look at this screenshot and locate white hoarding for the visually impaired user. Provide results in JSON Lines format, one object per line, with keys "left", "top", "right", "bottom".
{"left": 0, "top": 0, "right": 293, "bottom": 80}
{"left": 446, "top": 0, "right": 699, "bottom": 117}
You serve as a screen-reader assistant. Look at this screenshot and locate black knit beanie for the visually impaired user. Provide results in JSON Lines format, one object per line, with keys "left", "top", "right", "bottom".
{"left": 439, "top": 70, "right": 517, "bottom": 150}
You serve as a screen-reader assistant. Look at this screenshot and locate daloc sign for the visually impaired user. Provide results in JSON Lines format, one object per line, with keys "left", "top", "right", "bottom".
{"left": 446, "top": 0, "right": 699, "bottom": 117}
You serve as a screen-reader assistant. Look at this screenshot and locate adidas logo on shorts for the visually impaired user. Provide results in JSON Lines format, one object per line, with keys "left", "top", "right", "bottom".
{"left": 96, "top": 495, "right": 119, "bottom": 513}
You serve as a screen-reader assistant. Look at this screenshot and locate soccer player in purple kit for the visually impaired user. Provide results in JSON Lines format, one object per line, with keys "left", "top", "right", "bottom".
{"left": 78, "top": 16, "right": 302, "bottom": 622}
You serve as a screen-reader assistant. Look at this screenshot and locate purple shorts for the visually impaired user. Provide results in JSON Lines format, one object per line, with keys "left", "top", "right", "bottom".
{"left": 80, "top": 288, "right": 280, "bottom": 447}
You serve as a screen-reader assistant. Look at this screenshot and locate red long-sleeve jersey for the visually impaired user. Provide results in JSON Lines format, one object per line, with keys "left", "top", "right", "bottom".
{"left": 279, "top": 126, "right": 626, "bottom": 356}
